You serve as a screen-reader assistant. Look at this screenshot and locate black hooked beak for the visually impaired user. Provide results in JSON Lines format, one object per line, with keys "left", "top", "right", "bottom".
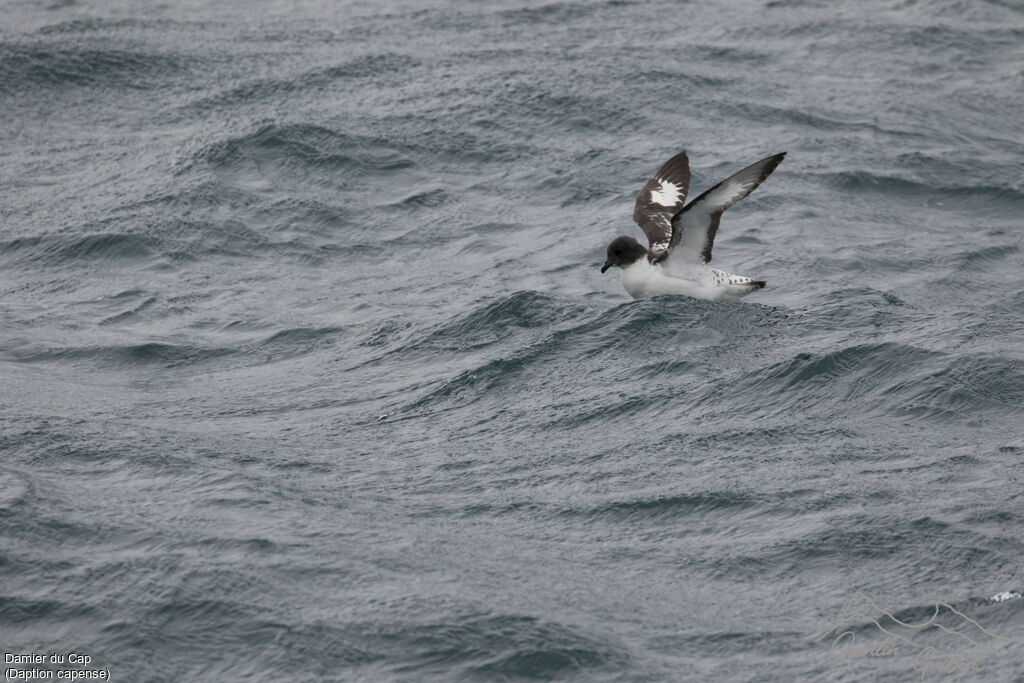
{"left": 600, "top": 261, "right": 611, "bottom": 274}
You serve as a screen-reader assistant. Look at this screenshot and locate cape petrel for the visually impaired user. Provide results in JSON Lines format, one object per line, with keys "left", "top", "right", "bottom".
{"left": 601, "top": 150, "right": 786, "bottom": 300}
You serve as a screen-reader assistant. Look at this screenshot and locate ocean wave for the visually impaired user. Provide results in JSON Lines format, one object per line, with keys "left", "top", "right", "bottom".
{"left": 399, "top": 295, "right": 787, "bottom": 417}
{"left": 741, "top": 342, "right": 941, "bottom": 400}
{"left": 0, "top": 211, "right": 324, "bottom": 267}
{"left": 6, "top": 326, "right": 343, "bottom": 371}
{"left": 0, "top": 471, "right": 31, "bottom": 514}
{"left": 564, "top": 490, "right": 763, "bottom": 521}
{"left": 99, "top": 295, "right": 158, "bottom": 326}
{"left": 0, "top": 232, "right": 157, "bottom": 266}
{"left": 401, "top": 291, "right": 593, "bottom": 355}
{"left": 395, "top": 286, "right": 1022, "bottom": 431}
{"left": 0, "top": 42, "right": 190, "bottom": 91}
{"left": 819, "top": 171, "right": 1024, "bottom": 206}
{"left": 36, "top": 18, "right": 194, "bottom": 35}
{"left": 197, "top": 123, "right": 415, "bottom": 175}
{"left": 9, "top": 342, "right": 236, "bottom": 369}
{"left": 182, "top": 53, "right": 420, "bottom": 112}
{"left": 499, "top": 2, "right": 598, "bottom": 24}
{"left": 884, "top": 353, "right": 1024, "bottom": 419}
{"left": 0, "top": 594, "right": 98, "bottom": 624}
{"left": 355, "top": 613, "right": 627, "bottom": 680}
{"left": 727, "top": 341, "right": 1024, "bottom": 422}
{"left": 254, "top": 327, "right": 344, "bottom": 362}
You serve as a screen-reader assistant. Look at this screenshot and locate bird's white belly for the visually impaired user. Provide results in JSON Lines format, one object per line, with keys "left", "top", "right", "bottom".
{"left": 619, "top": 259, "right": 760, "bottom": 301}
{"left": 620, "top": 259, "right": 709, "bottom": 300}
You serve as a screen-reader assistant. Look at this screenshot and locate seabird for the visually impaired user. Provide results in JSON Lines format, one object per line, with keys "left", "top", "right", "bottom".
{"left": 601, "top": 150, "right": 786, "bottom": 300}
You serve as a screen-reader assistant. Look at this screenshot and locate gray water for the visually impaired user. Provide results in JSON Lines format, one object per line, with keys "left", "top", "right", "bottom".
{"left": 3, "top": 0, "right": 1024, "bottom": 681}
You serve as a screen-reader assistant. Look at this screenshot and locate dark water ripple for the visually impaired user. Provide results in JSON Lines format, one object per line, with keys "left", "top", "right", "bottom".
{"left": 0, "top": 43, "right": 191, "bottom": 91}
{"left": 3, "top": 0, "right": 1024, "bottom": 680}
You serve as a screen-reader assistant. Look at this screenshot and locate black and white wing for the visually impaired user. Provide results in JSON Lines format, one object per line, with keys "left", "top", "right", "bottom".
{"left": 632, "top": 150, "right": 690, "bottom": 263}
{"left": 670, "top": 152, "right": 786, "bottom": 265}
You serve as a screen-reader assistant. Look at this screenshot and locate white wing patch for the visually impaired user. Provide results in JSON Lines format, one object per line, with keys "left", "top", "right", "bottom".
{"left": 649, "top": 179, "right": 681, "bottom": 207}
{"left": 702, "top": 177, "right": 760, "bottom": 209}
{"left": 650, "top": 238, "right": 671, "bottom": 254}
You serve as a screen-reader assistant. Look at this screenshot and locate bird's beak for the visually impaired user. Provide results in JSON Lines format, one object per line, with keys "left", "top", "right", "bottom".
{"left": 601, "top": 262, "right": 611, "bottom": 274}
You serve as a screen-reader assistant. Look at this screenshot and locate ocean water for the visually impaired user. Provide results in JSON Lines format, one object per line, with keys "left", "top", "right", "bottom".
{"left": 2, "top": 0, "right": 1024, "bottom": 680}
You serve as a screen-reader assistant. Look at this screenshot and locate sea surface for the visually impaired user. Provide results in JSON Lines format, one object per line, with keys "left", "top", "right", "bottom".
{"left": 2, "top": 0, "right": 1024, "bottom": 680}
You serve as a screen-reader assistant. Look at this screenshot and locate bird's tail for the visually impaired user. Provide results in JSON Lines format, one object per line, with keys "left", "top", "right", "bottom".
{"left": 712, "top": 268, "right": 766, "bottom": 299}
{"left": 730, "top": 279, "right": 766, "bottom": 297}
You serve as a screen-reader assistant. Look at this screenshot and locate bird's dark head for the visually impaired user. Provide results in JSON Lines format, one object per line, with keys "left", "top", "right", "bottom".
{"left": 601, "top": 236, "right": 647, "bottom": 273}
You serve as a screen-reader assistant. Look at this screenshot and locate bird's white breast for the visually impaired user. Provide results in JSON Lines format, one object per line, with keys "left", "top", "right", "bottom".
{"left": 620, "top": 259, "right": 706, "bottom": 300}
{"left": 619, "top": 259, "right": 758, "bottom": 301}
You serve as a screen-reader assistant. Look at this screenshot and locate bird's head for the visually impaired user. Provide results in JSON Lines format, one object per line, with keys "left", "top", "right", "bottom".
{"left": 601, "top": 236, "right": 647, "bottom": 273}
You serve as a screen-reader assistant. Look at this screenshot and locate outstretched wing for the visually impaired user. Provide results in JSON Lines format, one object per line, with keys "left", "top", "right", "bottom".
{"left": 632, "top": 150, "right": 690, "bottom": 263}
{"left": 670, "top": 152, "right": 786, "bottom": 265}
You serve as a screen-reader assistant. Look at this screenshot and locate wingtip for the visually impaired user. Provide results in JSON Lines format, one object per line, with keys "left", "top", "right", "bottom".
{"left": 762, "top": 152, "right": 786, "bottom": 174}
{"left": 668, "top": 148, "right": 689, "bottom": 163}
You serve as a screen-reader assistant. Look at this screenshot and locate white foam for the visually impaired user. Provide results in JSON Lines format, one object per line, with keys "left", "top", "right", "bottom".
{"left": 989, "top": 591, "right": 1021, "bottom": 603}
